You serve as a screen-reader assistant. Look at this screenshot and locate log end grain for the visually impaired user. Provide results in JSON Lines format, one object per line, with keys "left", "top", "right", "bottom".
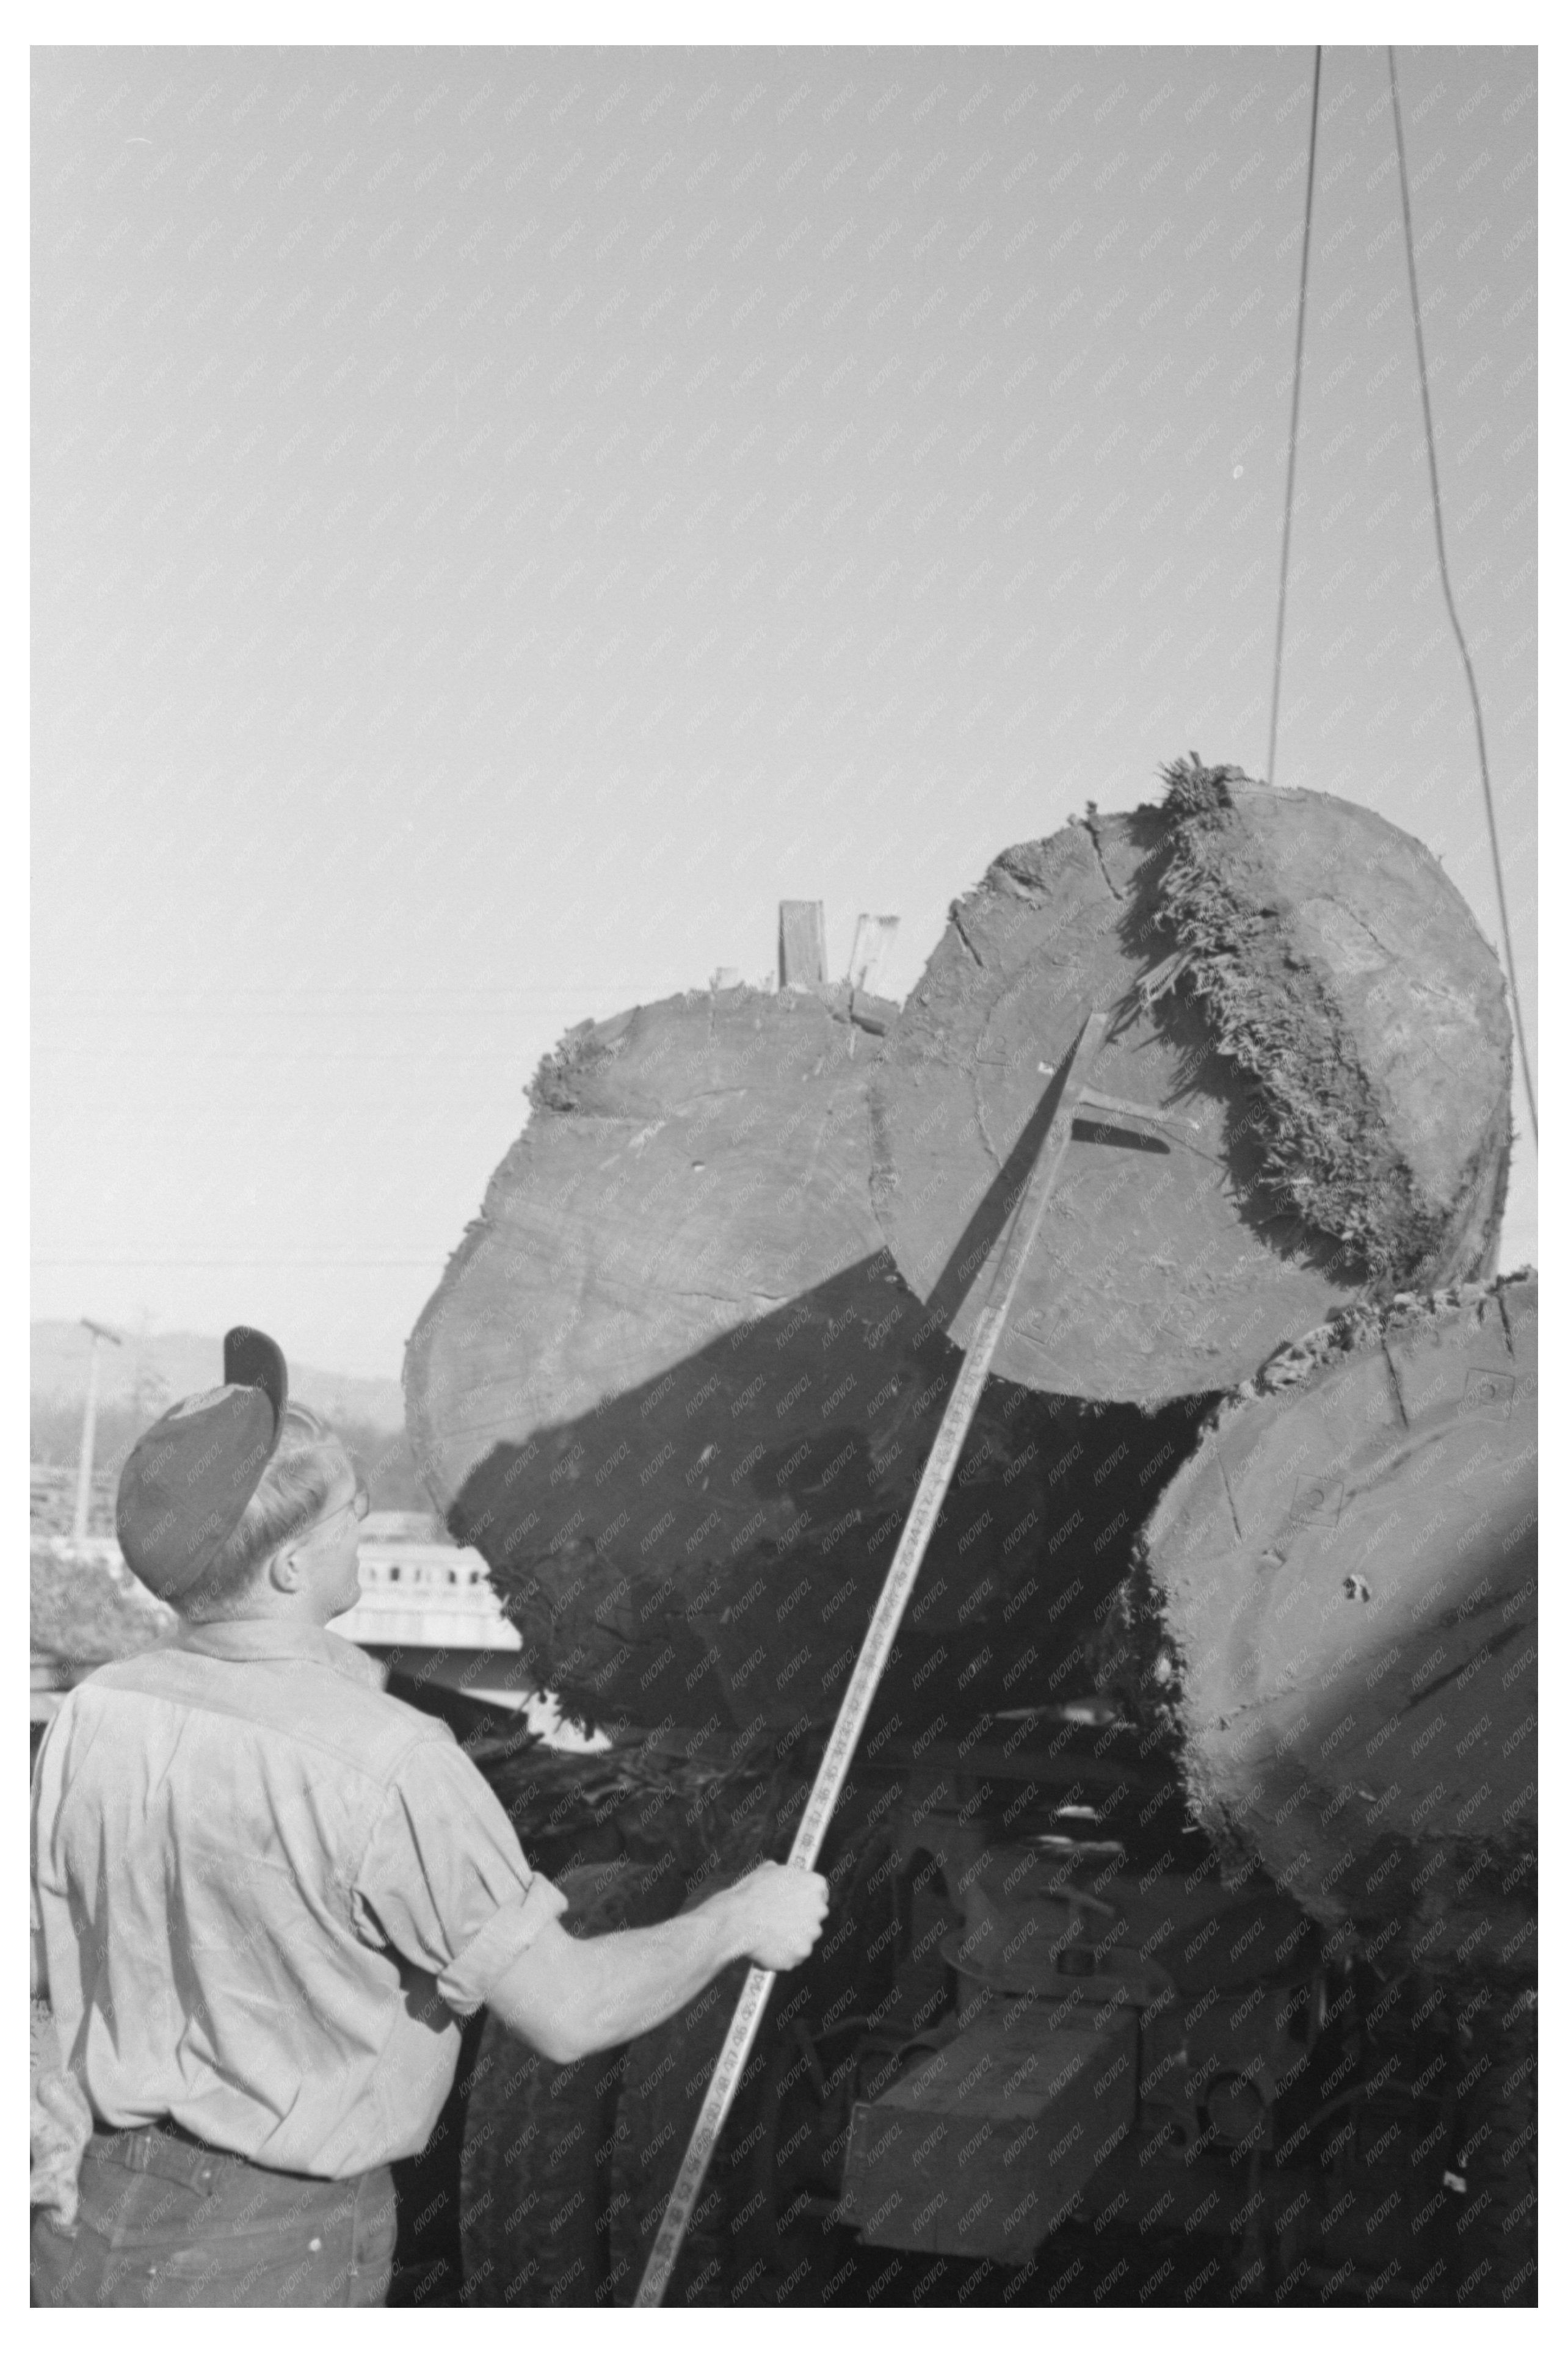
{"left": 1133, "top": 1273, "right": 1536, "bottom": 1972}
{"left": 869, "top": 762, "right": 1512, "bottom": 1404}
{"left": 406, "top": 987, "right": 1213, "bottom": 1737}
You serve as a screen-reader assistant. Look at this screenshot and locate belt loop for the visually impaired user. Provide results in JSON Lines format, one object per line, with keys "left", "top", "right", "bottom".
{"left": 92, "top": 2121, "right": 220, "bottom": 2197}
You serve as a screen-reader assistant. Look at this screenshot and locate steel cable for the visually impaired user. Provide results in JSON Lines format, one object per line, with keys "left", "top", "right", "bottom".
{"left": 1266, "top": 45, "right": 1323, "bottom": 790}
{"left": 1387, "top": 46, "right": 1538, "bottom": 1144}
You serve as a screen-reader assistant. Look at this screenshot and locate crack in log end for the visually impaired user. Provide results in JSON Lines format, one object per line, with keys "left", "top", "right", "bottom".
{"left": 949, "top": 900, "right": 985, "bottom": 970}
{"left": 1379, "top": 1338, "right": 1412, "bottom": 1430}
{"left": 1400, "top": 1622, "right": 1525, "bottom": 1715}
{"left": 1081, "top": 810, "right": 1129, "bottom": 905}
{"left": 1214, "top": 1452, "right": 1244, "bottom": 1545}
{"left": 1495, "top": 1283, "right": 1520, "bottom": 1359}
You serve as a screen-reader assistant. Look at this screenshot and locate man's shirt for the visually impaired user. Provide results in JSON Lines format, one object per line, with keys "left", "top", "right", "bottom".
{"left": 30, "top": 1619, "right": 567, "bottom": 2180}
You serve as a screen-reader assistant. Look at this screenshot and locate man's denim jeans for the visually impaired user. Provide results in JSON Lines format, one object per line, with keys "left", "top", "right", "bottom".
{"left": 31, "top": 2125, "right": 396, "bottom": 2307}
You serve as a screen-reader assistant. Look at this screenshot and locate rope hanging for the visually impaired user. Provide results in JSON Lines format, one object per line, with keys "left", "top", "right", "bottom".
{"left": 1387, "top": 46, "right": 1537, "bottom": 1145}
{"left": 1266, "top": 46, "right": 1323, "bottom": 790}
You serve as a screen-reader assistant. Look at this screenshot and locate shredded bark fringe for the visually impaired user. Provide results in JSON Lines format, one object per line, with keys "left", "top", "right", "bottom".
{"left": 1148, "top": 752, "right": 1456, "bottom": 1285}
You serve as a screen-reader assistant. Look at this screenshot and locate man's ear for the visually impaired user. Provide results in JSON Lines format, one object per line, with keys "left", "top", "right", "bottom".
{"left": 267, "top": 1543, "right": 307, "bottom": 1595}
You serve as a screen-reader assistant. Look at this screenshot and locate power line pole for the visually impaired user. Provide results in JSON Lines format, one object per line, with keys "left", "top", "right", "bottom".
{"left": 72, "top": 1319, "right": 123, "bottom": 1542}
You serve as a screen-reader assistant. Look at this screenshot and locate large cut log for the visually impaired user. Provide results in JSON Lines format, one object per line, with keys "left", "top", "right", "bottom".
{"left": 405, "top": 981, "right": 1203, "bottom": 1737}
{"left": 869, "top": 759, "right": 1512, "bottom": 1404}
{"left": 1123, "top": 1274, "right": 1536, "bottom": 1977}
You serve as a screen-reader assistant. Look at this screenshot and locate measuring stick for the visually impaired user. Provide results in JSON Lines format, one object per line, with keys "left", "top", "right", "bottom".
{"left": 634, "top": 1007, "right": 1110, "bottom": 2305}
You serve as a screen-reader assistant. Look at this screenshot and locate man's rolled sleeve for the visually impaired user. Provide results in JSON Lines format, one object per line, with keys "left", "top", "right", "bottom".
{"left": 437, "top": 1876, "right": 571, "bottom": 2017}
{"left": 354, "top": 1733, "right": 567, "bottom": 2013}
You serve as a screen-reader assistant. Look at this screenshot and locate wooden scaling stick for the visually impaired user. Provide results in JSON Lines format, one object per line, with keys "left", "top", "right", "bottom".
{"left": 633, "top": 1006, "right": 1112, "bottom": 2307}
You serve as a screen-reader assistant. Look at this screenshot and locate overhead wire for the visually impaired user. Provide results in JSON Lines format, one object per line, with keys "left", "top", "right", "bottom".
{"left": 1266, "top": 44, "right": 1323, "bottom": 790}
{"left": 1387, "top": 45, "right": 1537, "bottom": 1145}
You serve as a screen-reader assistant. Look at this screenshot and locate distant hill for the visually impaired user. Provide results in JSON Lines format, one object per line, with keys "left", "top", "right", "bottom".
{"left": 31, "top": 1323, "right": 405, "bottom": 1432}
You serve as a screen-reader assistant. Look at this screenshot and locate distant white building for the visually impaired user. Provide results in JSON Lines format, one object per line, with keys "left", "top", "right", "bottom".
{"left": 33, "top": 1502, "right": 605, "bottom": 1747}
{"left": 328, "top": 1540, "right": 521, "bottom": 1654}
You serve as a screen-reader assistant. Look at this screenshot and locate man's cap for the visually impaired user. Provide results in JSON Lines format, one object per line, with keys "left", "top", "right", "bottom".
{"left": 115, "top": 1327, "right": 290, "bottom": 1602}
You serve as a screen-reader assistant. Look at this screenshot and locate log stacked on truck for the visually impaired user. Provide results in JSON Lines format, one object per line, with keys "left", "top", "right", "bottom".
{"left": 869, "top": 758, "right": 1512, "bottom": 1402}
{"left": 407, "top": 758, "right": 1515, "bottom": 1751}
{"left": 1116, "top": 1274, "right": 1537, "bottom": 1976}
{"left": 406, "top": 978, "right": 1200, "bottom": 1735}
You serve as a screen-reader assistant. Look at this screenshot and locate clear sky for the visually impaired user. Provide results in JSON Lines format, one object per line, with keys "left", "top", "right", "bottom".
{"left": 33, "top": 43, "right": 1537, "bottom": 1378}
